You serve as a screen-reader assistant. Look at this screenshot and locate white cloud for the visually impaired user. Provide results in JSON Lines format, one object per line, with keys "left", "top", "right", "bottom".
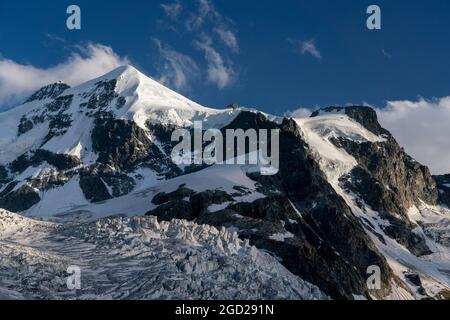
{"left": 45, "top": 33, "right": 67, "bottom": 43}
{"left": 382, "top": 48, "right": 392, "bottom": 59}
{"left": 160, "top": 1, "right": 183, "bottom": 20}
{"left": 158, "top": 0, "right": 240, "bottom": 90}
{"left": 0, "top": 43, "right": 129, "bottom": 110}
{"left": 194, "top": 36, "right": 235, "bottom": 89}
{"left": 375, "top": 97, "right": 450, "bottom": 175}
{"left": 153, "top": 38, "right": 199, "bottom": 91}
{"left": 194, "top": 0, "right": 239, "bottom": 50}
{"left": 186, "top": 0, "right": 239, "bottom": 53}
{"left": 215, "top": 27, "right": 239, "bottom": 53}
{"left": 300, "top": 40, "right": 322, "bottom": 60}
{"left": 286, "top": 108, "right": 313, "bottom": 119}
{"left": 290, "top": 39, "right": 322, "bottom": 61}
{"left": 186, "top": 0, "right": 217, "bottom": 31}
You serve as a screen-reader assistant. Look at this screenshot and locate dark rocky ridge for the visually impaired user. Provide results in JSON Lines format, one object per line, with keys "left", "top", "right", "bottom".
{"left": 79, "top": 175, "right": 112, "bottom": 203}
{"left": 0, "top": 185, "right": 40, "bottom": 212}
{"left": 335, "top": 136, "right": 438, "bottom": 215}
{"left": 0, "top": 149, "right": 83, "bottom": 211}
{"left": 18, "top": 94, "right": 74, "bottom": 140}
{"left": 9, "top": 150, "right": 81, "bottom": 174}
{"left": 434, "top": 174, "right": 450, "bottom": 207}
{"left": 92, "top": 119, "right": 153, "bottom": 169}
{"left": 25, "top": 82, "right": 70, "bottom": 104}
{"left": 0, "top": 166, "right": 9, "bottom": 185}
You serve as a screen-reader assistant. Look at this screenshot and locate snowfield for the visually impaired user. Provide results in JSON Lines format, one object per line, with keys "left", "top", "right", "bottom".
{"left": 295, "top": 114, "right": 385, "bottom": 182}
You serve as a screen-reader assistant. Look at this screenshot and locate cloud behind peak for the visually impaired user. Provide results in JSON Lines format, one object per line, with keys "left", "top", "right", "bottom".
{"left": 0, "top": 43, "right": 129, "bottom": 111}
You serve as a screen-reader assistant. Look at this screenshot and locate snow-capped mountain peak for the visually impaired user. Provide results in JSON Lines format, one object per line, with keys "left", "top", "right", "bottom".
{"left": 0, "top": 65, "right": 238, "bottom": 166}
{"left": 75, "top": 65, "right": 221, "bottom": 127}
{"left": 0, "top": 65, "right": 242, "bottom": 218}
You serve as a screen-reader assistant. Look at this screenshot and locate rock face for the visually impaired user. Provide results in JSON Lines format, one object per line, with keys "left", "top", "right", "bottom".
{"left": 92, "top": 119, "right": 153, "bottom": 169}
{"left": 0, "top": 185, "right": 40, "bottom": 212}
{"left": 79, "top": 175, "right": 112, "bottom": 203}
{"left": 0, "top": 166, "right": 9, "bottom": 187}
{"left": 25, "top": 82, "right": 71, "bottom": 103}
{"left": 0, "top": 149, "right": 82, "bottom": 211}
{"left": 9, "top": 151, "right": 78, "bottom": 174}
{"left": 434, "top": 174, "right": 450, "bottom": 207}
{"left": 19, "top": 94, "right": 74, "bottom": 142}
{"left": 226, "top": 103, "right": 239, "bottom": 110}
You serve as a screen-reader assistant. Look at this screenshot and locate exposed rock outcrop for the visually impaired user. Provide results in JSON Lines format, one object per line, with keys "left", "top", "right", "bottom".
{"left": 79, "top": 175, "right": 112, "bottom": 203}
{"left": 0, "top": 185, "right": 40, "bottom": 212}
{"left": 434, "top": 174, "right": 450, "bottom": 207}
{"left": 92, "top": 119, "right": 152, "bottom": 169}
{"left": 25, "top": 82, "right": 70, "bottom": 103}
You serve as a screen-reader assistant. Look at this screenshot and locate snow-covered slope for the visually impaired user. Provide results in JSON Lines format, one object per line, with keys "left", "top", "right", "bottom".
{"left": 25, "top": 164, "right": 265, "bottom": 221}
{"left": 295, "top": 114, "right": 385, "bottom": 182}
{"left": 0, "top": 209, "right": 326, "bottom": 300}
{"left": 0, "top": 65, "right": 241, "bottom": 216}
{"left": 0, "top": 65, "right": 236, "bottom": 166}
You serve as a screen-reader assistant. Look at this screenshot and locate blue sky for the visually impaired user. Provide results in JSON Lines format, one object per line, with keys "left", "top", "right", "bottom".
{"left": 1, "top": 0, "right": 450, "bottom": 116}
